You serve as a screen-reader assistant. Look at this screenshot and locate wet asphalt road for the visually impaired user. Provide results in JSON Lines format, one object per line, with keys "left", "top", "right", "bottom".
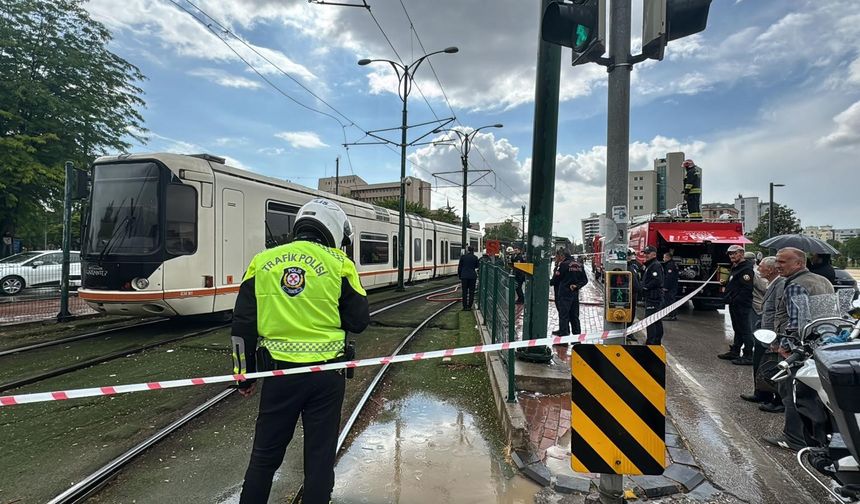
{"left": 662, "top": 304, "right": 832, "bottom": 504}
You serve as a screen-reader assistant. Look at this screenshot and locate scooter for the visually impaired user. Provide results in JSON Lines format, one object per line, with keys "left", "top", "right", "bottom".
{"left": 755, "top": 304, "right": 860, "bottom": 503}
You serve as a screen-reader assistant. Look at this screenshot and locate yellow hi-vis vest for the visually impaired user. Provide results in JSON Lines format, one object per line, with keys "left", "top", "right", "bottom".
{"left": 243, "top": 240, "right": 366, "bottom": 363}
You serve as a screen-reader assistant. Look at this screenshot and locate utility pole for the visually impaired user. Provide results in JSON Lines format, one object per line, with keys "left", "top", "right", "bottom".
{"left": 768, "top": 182, "right": 784, "bottom": 239}
{"left": 517, "top": 0, "right": 562, "bottom": 364}
{"left": 335, "top": 156, "right": 340, "bottom": 196}
{"left": 461, "top": 138, "right": 469, "bottom": 253}
{"left": 521, "top": 205, "right": 526, "bottom": 242}
{"left": 58, "top": 161, "right": 73, "bottom": 322}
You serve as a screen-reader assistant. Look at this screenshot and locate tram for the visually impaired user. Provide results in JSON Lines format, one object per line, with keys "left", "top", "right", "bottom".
{"left": 78, "top": 153, "right": 480, "bottom": 317}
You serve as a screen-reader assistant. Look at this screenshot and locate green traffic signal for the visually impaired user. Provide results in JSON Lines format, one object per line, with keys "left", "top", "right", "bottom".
{"left": 575, "top": 24, "right": 591, "bottom": 51}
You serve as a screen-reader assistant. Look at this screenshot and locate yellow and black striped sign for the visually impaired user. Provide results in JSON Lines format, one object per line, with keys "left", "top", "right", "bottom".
{"left": 570, "top": 344, "right": 666, "bottom": 475}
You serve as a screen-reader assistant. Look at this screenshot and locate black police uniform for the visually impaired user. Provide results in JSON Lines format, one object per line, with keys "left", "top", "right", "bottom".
{"left": 457, "top": 250, "right": 480, "bottom": 310}
{"left": 512, "top": 252, "right": 525, "bottom": 303}
{"left": 641, "top": 256, "right": 664, "bottom": 345}
{"left": 555, "top": 254, "right": 588, "bottom": 336}
{"left": 550, "top": 256, "right": 563, "bottom": 315}
{"left": 683, "top": 165, "right": 702, "bottom": 220}
{"left": 724, "top": 259, "right": 755, "bottom": 359}
{"left": 662, "top": 259, "right": 679, "bottom": 319}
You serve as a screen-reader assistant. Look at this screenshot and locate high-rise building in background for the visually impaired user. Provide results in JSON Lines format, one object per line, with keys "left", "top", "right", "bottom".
{"left": 734, "top": 194, "right": 762, "bottom": 234}
{"left": 628, "top": 152, "right": 685, "bottom": 218}
{"left": 581, "top": 212, "right": 602, "bottom": 251}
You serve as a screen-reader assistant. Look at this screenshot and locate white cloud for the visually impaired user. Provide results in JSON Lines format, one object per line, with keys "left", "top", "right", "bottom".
{"left": 818, "top": 101, "right": 860, "bottom": 148}
{"left": 275, "top": 131, "right": 329, "bottom": 149}
{"left": 189, "top": 68, "right": 262, "bottom": 89}
{"left": 86, "top": 0, "right": 318, "bottom": 82}
{"left": 258, "top": 147, "right": 286, "bottom": 156}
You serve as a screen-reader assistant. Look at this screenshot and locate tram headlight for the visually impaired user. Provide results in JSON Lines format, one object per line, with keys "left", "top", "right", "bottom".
{"left": 132, "top": 277, "right": 150, "bottom": 290}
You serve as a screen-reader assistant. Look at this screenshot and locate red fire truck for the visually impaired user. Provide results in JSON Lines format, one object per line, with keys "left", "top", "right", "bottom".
{"left": 594, "top": 217, "right": 750, "bottom": 309}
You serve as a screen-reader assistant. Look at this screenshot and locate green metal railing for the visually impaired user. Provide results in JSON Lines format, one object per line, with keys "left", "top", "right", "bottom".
{"left": 477, "top": 261, "right": 516, "bottom": 403}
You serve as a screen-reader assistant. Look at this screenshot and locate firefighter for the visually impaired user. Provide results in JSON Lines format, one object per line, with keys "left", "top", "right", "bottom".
{"left": 640, "top": 246, "right": 664, "bottom": 345}
{"left": 231, "top": 198, "right": 370, "bottom": 504}
{"left": 682, "top": 159, "right": 702, "bottom": 220}
{"left": 552, "top": 251, "right": 588, "bottom": 336}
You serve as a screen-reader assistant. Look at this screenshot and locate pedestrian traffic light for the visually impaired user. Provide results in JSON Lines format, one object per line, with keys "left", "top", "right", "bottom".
{"left": 541, "top": 0, "right": 606, "bottom": 66}
{"left": 642, "top": 0, "right": 712, "bottom": 61}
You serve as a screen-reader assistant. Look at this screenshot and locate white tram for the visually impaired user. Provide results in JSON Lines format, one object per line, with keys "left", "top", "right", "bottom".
{"left": 79, "top": 153, "right": 481, "bottom": 317}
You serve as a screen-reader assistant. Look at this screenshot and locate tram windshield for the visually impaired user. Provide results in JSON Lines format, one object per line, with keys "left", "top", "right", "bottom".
{"left": 86, "top": 162, "right": 160, "bottom": 255}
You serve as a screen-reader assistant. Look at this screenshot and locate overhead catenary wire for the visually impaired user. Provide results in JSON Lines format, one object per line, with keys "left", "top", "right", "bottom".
{"left": 171, "top": 0, "right": 522, "bottom": 221}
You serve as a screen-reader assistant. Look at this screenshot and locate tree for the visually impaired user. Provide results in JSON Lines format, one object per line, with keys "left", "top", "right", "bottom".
{"left": 842, "top": 237, "right": 860, "bottom": 268}
{"left": 484, "top": 219, "right": 519, "bottom": 242}
{"left": 376, "top": 198, "right": 430, "bottom": 218}
{"left": 745, "top": 204, "right": 802, "bottom": 253}
{"left": 0, "top": 0, "right": 147, "bottom": 236}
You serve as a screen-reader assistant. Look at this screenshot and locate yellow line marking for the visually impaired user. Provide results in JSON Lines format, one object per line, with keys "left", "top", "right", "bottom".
{"left": 596, "top": 346, "right": 665, "bottom": 414}
{"left": 571, "top": 400, "right": 642, "bottom": 475}
{"left": 573, "top": 360, "right": 666, "bottom": 467}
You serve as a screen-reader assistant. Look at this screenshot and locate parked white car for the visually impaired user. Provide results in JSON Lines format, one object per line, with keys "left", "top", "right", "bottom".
{"left": 0, "top": 250, "right": 81, "bottom": 296}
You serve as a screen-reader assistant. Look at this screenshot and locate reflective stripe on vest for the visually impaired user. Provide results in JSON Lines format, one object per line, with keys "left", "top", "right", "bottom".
{"left": 245, "top": 240, "right": 366, "bottom": 363}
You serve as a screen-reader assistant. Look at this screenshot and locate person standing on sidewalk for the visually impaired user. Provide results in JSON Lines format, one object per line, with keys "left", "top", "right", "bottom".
{"left": 661, "top": 252, "right": 679, "bottom": 321}
{"left": 718, "top": 245, "right": 755, "bottom": 365}
{"left": 640, "top": 246, "right": 664, "bottom": 345}
{"left": 457, "top": 246, "right": 480, "bottom": 310}
{"left": 553, "top": 251, "right": 588, "bottom": 336}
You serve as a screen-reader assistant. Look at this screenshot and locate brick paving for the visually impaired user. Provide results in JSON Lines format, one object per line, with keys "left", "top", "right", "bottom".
{"left": 517, "top": 269, "right": 608, "bottom": 459}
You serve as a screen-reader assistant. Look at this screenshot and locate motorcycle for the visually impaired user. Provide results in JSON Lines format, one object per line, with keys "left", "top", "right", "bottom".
{"left": 755, "top": 292, "right": 860, "bottom": 503}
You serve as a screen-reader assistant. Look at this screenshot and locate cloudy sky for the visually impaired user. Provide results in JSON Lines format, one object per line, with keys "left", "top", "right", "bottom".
{"left": 84, "top": 0, "right": 860, "bottom": 239}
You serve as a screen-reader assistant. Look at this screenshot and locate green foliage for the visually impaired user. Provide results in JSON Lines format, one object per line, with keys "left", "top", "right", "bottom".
{"left": 0, "top": 0, "right": 147, "bottom": 237}
{"left": 484, "top": 219, "right": 520, "bottom": 242}
{"left": 842, "top": 237, "right": 860, "bottom": 267}
{"left": 375, "top": 198, "right": 462, "bottom": 225}
{"left": 745, "top": 204, "right": 803, "bottom": 253}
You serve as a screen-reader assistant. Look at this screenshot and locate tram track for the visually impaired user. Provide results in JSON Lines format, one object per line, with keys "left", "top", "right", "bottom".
{"left": 46, "top": 283, "right": 459, "bottom": 504}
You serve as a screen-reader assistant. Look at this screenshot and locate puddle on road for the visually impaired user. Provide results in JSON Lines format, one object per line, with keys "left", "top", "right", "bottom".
{"left": 333, "top": 392, "right": 538, "bottom": 504}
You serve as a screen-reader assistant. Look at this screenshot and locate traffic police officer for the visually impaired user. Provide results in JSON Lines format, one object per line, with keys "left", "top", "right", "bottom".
{"left": 682, "top": 159, "right": 702, "bottom": 220}
{"left": 552, "top": 251, "right": 588, "bottom": 336}
{"left": 641, "top": 246, "right": 664, "bottom": 345}
{"left": 231, "top": 198, "right": 370, "bottom": 504}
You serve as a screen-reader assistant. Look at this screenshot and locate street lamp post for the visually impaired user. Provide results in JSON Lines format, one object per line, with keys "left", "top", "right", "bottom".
{"left": 768, "top": 182, "right": 785, "bottom": 239}
{"left": 358, "top": 47, "right": 458, "bottom": 291}
{"left": 433, "top": 124, "right": 504, "bottom": 254}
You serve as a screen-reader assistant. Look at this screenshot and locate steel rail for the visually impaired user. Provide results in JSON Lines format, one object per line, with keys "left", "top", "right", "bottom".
{"left": 0, "top": 318, "right": 168, "bottom": 358}
{"left": 47, "top": 284, "right": 459, "bottom": 503}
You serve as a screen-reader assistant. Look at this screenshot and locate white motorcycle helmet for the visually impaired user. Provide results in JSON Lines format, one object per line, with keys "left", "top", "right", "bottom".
{"left": 293, "top": 198, "right": 353, "bottom": 248}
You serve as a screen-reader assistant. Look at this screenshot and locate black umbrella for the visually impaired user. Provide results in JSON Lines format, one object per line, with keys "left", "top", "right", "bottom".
{"left": 759, "top": 234, "right": 840, "bottom": 255}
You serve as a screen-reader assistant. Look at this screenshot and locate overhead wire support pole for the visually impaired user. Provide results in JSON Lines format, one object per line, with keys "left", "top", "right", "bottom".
{"left": 431, "top": 124, "right": 504, "bottom": 255}
{"left": 357, "top": 48, "right": 459, "bottom": 291}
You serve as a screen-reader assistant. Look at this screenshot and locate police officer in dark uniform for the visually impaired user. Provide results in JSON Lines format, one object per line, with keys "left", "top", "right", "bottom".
{"left": 231, "top": 198, "right": 370, "bottom": 504}
{"left": 682, "top": 159, "right": 702, "bottom": 220}
{"left": 662, "top": 252, "right": 679, "bottom": 321}
{"left": 512, "top": 247, "right": 525, "bottom": 304}
{"left": 458, "top": 246, "right": 480, "bottom": 310}
{"left": 552, "top": 251, "right": 588, "bottom": 336}
{"left": 640, "top": 246, "right": 664, "bottom": 345}
{"left": 718, "top": 244, "right": 755, "bottom": 365}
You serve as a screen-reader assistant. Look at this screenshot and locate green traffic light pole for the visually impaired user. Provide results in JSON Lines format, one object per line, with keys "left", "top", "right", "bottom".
{"left": 358, "top": 47, "right": 458, "bottom": 291}
{"left": 517, "top": 0, "right": 562, "bottom": 364}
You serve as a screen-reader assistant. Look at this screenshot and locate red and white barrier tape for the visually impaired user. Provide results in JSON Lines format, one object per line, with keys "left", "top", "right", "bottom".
{"left": 0, "top": 272, "right": 716, "bottom": 407}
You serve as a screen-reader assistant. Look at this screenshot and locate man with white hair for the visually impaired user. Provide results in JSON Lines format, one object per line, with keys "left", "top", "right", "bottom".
{"left": 740, "top": 256, "right": 783, "bottom": 411}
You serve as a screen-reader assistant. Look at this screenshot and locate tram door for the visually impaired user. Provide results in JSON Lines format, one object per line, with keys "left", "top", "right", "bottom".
{"left": 222, "top": 189, "right": 245, "bottom": 288}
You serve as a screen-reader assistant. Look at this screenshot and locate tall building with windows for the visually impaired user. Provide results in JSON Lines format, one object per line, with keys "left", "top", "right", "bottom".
{"left": 581, "top": 212, "right": 602, "bottom": 251}
{"left": 701, "top": 203, "right": 739, "bottom": 221}
{"left": 628, "top": 152, "right": 685, "bottom": 218}
{"left": 318, "top": 175, "right": 431, "bottom": 209}
{"left": 734, "top": 194, "right": 762, "bottom": 234}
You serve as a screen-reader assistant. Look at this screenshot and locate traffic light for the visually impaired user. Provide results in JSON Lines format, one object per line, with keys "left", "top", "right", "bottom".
{"left": 541, "top": 0, "right": 606, "bottom": 66}
{"left": 642, "top": 0, "right": 712, "bottom": 61}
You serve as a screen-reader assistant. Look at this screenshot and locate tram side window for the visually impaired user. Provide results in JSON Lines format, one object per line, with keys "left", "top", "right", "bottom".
{"left": 393, "top": 236, "right": 398, "bottom": 268}
{"left": 450, "top": 242, "right": 462, "bottom": 262}
{"left": 426, "top": 239, "right": 433, "bottom": 261}
{"left": 165, "top": 184, "right": 198, "bottom": 255}
{"left": 360, "top": 232, "right": 389, "bottom": 265}
{"left": 469, "top": 238, "right": 479, "bottom": 253}
{"left": 413, "top": 238, "right": 422, "bottom": 262}
{"left": 266, "top": 201, "right": 298, "bottom": 248}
